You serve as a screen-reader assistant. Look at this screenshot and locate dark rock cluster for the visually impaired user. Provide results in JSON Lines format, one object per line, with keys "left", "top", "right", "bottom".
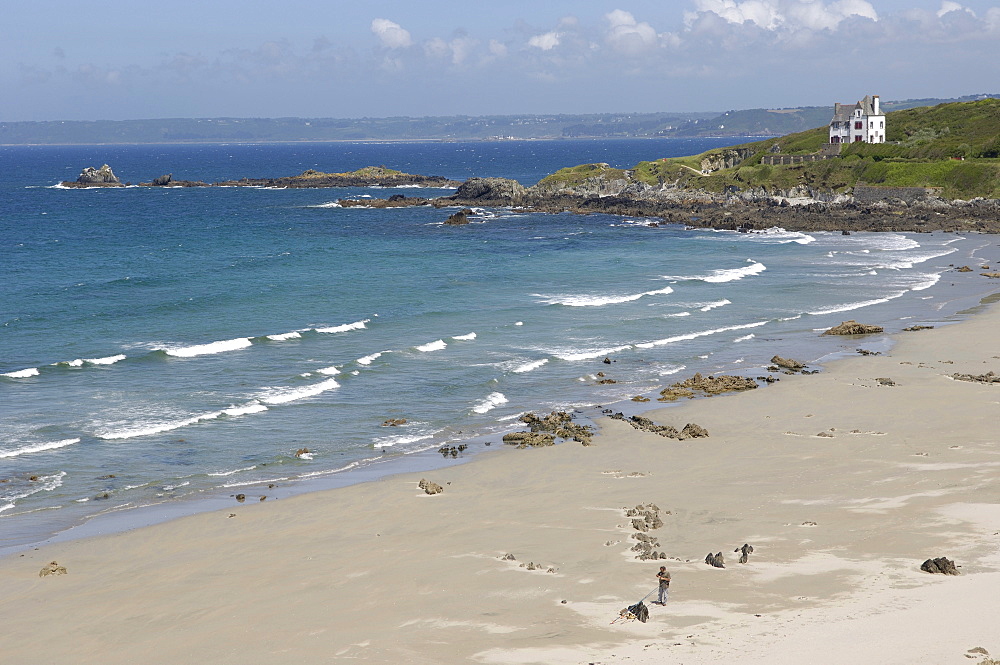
{"left": 920, "top": 557, "right": 959, "bottom": 575}
{"left": 705, "top": 552, "right": 726, "bottom": 568}
{"left": 418, "top": 478, "right": 443, "bottom": 495}
{"left": 625, "top": 503, "right": 669, "bottom": 560}
{"left": 821, "top": 320, "right": 884, "bottom": 335}
{"left": 658, "top": 372, "right": 758, "bottom": 401}
{"left": 607, "top": 412, "right": 709, "bottom": 440}
{"left": 437, "top": 444, "right": 467, "bottom": 457}
{"left": 951, "top": 371, "right": 1000, "bottom": 384}
{"left": 507, "top": 411, "right": 594, "bottom": 446}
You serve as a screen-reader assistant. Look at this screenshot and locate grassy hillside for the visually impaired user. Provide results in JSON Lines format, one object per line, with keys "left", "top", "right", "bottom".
{"left": 539, "top": 99, "right": 1000, "bottom": 199}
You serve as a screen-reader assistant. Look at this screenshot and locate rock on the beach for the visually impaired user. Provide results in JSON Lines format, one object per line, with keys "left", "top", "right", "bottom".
{"left": 920, "top": 556, "right": 959, "bottom": 575}
{"left": 821, "top": 320, "right": 884, "bottom": 335}
{"left": 502, "top": 431, "right": 556, "bottom": 448}
{"left": 679, "top": 423, "right": 709, "bottom": 439}
{"left": 735, "top": 543, "right": 754, "bottom": 564}
{"left": 38, "top": 561, "right": 67, "bottom": 577}
{"left": 418, "top": 478, "right": 443, "bottom": 495}
{"left": 705, "top": 552, "right": 726, "bottom": 568}
{"left": 951, "top": 371, "right": 1000, "bottom": 384}
{"left": 770, "top": 355, "right": 805, "bottom": 370}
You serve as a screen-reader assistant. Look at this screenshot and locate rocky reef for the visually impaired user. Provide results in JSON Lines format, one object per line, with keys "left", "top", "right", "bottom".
{"left": 61, "top": 164, "right": 124, "bottom": 187}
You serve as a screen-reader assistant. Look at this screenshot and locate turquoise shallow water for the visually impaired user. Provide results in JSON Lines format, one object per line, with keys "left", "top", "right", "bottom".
{"left": 2, "top": 139, "right": 998, "bottom": 551}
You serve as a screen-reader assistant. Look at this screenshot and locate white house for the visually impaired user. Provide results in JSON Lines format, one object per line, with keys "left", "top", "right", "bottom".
{"left": 829, "top": 94, "right": 885, "bottom": 144}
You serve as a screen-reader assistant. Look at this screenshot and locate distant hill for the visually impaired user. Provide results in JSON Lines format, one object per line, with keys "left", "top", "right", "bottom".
{"left": 1, "top": 94, "right": 996, "bottom": 145}
{"left": 540, "top": 98, "right": 1000, "bottom": 199}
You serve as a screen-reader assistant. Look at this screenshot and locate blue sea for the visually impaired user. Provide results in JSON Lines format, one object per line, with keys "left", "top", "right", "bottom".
{"left": 2, "top": 138, "right": 997, "bottom": 553}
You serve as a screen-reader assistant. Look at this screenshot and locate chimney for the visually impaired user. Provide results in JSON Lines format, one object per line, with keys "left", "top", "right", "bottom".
{"left": 873, "top": 95, "right": 880, "bottom": 115}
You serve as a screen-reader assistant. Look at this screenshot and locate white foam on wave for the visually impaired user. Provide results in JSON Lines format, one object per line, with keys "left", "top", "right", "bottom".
{"left": 0, "top": 472, "right": 66, "bottom": 513}
{"left": 554, "top": 344, "right": 633, "bottom": 362}
{"left": 98, "top": 411, "right": 226, "bottom": 440}
{"left": 266, "top": 331, "right": 302, "bottom": 341}
{"left": 452, "top": 332, "right": 477, "bottom": 341}
{"left": 258, "top": 377, "right": 341, "bottom": 405}
{"left": 357, "top": 352, "right": 385, "bottom": 365}
{"left": 513, "top": 358, "right": 549, "bottom": 373}
{"left": 315, "top": 318, "right": 371, "bottom": 334}
{"left": 308, "top": 201, "right": 342, "bottom": 208}
{"left": 664, "top": 261, "right": 766, "bottom": 283}
{"left": 416, "top": 340, "right": 447, "bottom": 352}
{"left": 636, "top": 320, "right": 768, "bottom": 349}
{"left": 0, "top": 438, "right": 81, "bottom": 459}
{"left": 372, "top": 432, "right": 437, "bottom": 449}
{"left": 666, "top": 312, "right": 692, "bottom": 317}
{"left": 700, "top": 299, "right": 732, "bottom": 312}
{"left": 658, "top": 365, "right": 687, "bottom": 376}
{"left": 223, "top": 403, "right": 268, "bottom": 416}
{"left": 473, "top": 392, "right": 508, "bottom": 414}
{"left": 164, "top": 337, "right": 252, "bottom": 357}
{"left": 734, "top": 333, "right": 755, "bottom": 342}
{"left": 55, "top": 359, "right": 85, "bottom": 367}
{"left": 807, "top": 292, "right": 905, "bottom": 316}
{"left": 317, "top": 365, "right": 340, "bottom": 375}
{"left": 910, "top": 274, "right": 942, "bottom": 291}
{"left": 208, "top": 466, "right": 265, "bottom": 479}
{"left": 85, "top": 354, "right": 126, "bottom": 365}
{"left": 534, "top": 286, "right": 673, "bottom": 307}
{"left": 3, "top": 368, "right": 40, "bottom": 378}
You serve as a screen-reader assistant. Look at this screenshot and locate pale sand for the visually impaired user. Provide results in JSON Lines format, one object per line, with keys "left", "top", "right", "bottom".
{"left": 3, "top": 300, "right": 1000, "bottom": 664}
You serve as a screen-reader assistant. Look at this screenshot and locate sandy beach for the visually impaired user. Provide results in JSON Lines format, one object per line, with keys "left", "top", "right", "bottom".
{"left": 3, "top": 296, "right": 999, "bottom": 664}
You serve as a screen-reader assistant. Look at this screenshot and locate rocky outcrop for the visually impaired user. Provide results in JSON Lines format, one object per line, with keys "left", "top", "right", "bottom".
{"left": 951, "top": 371, "right": 1000, "bottom": 384}
{"left": 735, "top": 543, "right": 754, "bottom": 564}
{"left": 38, "top": 561, "right": 67, "bottom": 577}
{"left": 701, "top": 148, "right": 755, "bottom": 173}
{"left": 921, "top": 557, "right": 959, "bottom": 575}
{"left": 518, "top": 411, "right": 594, "bottom": 445}
{"left": 418, "top": 478, "right": 443, "bottom": 495}
{"left": 705, "top": 552, "right": 725, "bottom": 568}
{"left": 821, "top": 320, "right": 884, "bottom": 335}
{"left": 502, "top": 431, "right": 555, "bottom": 448}
{"left": 444, "top": 210, "right": 471, "bottom": 225}
{"left": 625, "top": 504, "right": 670, "bottom": 560}
{"left": 63, "top": 164, "right": 124, "bottom": 187}
{"left": 215, "top": 167, "right": 460, "bottom": 189}
{"left": 658, "top": 372, "right": 757, "bottom": 401}
{"left": 451, "top": 177, "right": 527, "bottom": 204}
{"left": 770, "top": 355, "right": 805, "bottom": 371}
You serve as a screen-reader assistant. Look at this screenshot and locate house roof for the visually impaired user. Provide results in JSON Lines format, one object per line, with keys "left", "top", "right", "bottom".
{"left": 831, "top": 95, "right": 882, "bottom": 124}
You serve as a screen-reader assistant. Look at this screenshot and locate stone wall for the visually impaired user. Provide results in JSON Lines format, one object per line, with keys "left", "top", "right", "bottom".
{"left": 760, "top": 154, "right": 835, "bottom": 166}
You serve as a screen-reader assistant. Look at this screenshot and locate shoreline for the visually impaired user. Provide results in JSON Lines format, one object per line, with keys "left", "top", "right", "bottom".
{"left": 4, "top": 246, "right": 998, "bottom": 558}
{"left": 1, "top": 288, "right": 998, "bottom": 662}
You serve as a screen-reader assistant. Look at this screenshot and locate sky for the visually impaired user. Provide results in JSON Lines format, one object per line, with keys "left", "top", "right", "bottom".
{"left": 2, "top": 0, "right": 999, "bottom": 121}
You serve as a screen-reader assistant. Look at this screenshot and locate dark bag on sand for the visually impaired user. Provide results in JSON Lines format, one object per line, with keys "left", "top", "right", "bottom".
{"left": 625, "top": 601, "right": 649, "bottom": 623}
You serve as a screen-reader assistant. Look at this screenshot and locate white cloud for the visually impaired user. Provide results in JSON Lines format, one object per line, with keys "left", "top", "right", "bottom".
{"left": 937, "top": 1, "right": 974, "bottom": 18}
{"left": 686, "top": 0, "right": 877, "bottom": 32}
{"left": 528, "top": 31, "right": 561, "bottom": 50}
{"left": 371, "top": 18, "right": 413, "bottom": 49}
{"left": 489, "top": 39, "right": 508, "bottom": 57}
{"left": 605, "top": 9, "right": 660, "bottom": 54}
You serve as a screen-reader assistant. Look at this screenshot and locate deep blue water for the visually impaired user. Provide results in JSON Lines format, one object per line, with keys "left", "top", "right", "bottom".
{"left": 2, "top": 138, "right": 997, "bottom": 551}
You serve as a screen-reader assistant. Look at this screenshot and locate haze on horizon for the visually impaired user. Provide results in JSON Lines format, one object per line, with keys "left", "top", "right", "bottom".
{"left": 3, "top": 0, "right": 999, "bottom": 122}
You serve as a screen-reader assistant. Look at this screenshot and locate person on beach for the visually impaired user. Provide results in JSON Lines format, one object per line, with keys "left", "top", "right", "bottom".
{"left": 656, "top": 566, "right": 671, "bottom": 604}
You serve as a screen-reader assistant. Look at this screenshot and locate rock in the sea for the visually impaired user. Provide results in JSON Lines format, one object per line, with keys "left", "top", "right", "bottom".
{"left": 956, "top": 265, "right": 974, "bottom": 272}
{"left": 382, "top": 418, "right": 408, "bottom": 427}
{"left": 72, "top": 164, "right": 124, "bottom": 187}
{"left": 821, "top": 320, "right": 884, "bottom": 335}
{"left": 920, "top": 556, "right": 959, "bottom": 575}
{"left": 452, "top": 177, "right": 526, "bottom": 204}
{"left": 902, "top": 325, "right": 934, "bottom": 331}
{"left": 235, "top": 494, "right": 246, "bottom": 503}
{"left": 705, "top": 552, "right": 725, "bottom": 568}
{"left": 418, "top": 478, "right": 443, "bottom": 495}
{"left": 444, "top": 210, "right": 471, "bottom": 225}
{"left": 151, "top": 174, "right": 172, "bottom": 186}
{"left": 38, "top": 561, "right": 67, "bottom": 577}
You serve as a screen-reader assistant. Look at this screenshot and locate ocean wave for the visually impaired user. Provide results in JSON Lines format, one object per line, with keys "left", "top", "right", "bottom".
{"left": 553, "top": 344, "right": 633, "bottom": 361}
{"left": 307, "top": 201, "right": 342, "bottom": 208}
{"left": 85, "top": 354, "right": 127, "bottom": 365}
{"left": 910, "top": 274, "right": 942, "bottom": 291}
{"left": 700, "top": 299, "right": 732, "bottom": 312}
{"left": 97, "top": 411, "right": 227, "bottom": 440}
{"left": 265, "top": 331, "right": 302, "bottom": 341}
{"left": 258, "top": 377, "right": 341, "bottom": 405}
{"left": 663, "top": 261, "right": 766, "bottom": 283}
{"left": 314, "top": 318, "right": 370, "bottom": 334}
{"left": 452, "top": 332, "right": 477, "bottom": 341}
{"left": 372, "top": 432, "right": 437, "bottom": 448}
{"left": 752, "top": 228, "right": 815, "bottom": 244}
{"left": 316, "top": 365, "right": 340, "bottom": 375}
{"left": 534, "top": 286, "right": 673, "bottom": 307}
{"left": 512, "top": 358, "right": 549, "bottom": 373}
{"left": 222, "top": 403, "right": 268, "bottom": 416}
{"left": 0, "top": 472, "right": 66, "bottom": 512}
{"left": 357, "top": 352, "right": 385, "bottom": 365}
{"left": 635, "top": 320, "right": 769, "bottom": 349}
{"left": 806, "top": 292, "right": 906, "bottom": 316}
{"left": 473, "top": 392, "right": 508, "bottom": 414}
{"left": 2, "top": 368, "right": 40, "bottom": 378}
{"left": 416, "top": 339, "right": 447, "bottom": 352}
{"left": 163, "top": 337, "right": 252, "bottom": 357}
{"left": 0, "top": 438, "right": 81, "bottom": 459}
{"left": 734, "top": 334, "right": 755, "bottom": 342}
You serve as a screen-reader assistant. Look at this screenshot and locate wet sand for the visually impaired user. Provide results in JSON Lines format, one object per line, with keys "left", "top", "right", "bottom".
{"left": 2, "top": 297, "right": 999, "bottom": 664}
